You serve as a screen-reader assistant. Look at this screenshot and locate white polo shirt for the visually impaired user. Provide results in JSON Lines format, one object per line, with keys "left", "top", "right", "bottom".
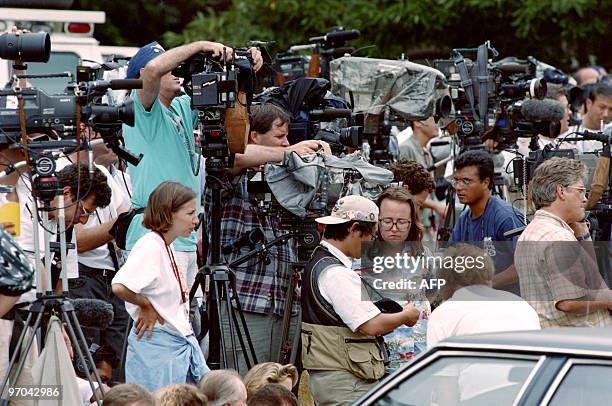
{"left": 318, "top": 240, "right": 381, "bottom": 332}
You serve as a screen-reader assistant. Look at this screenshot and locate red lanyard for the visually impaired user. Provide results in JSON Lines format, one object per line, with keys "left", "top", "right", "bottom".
{"left": 157, "top": 233, "right": 187, "bottom": 304}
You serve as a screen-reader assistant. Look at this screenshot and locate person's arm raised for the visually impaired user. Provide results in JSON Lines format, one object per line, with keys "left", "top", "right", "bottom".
{"left": 138, "top": 41, "right": 230, "bottom": 110}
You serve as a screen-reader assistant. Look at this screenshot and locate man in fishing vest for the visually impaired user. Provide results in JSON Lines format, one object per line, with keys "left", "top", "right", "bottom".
{"left": 302, "top": 195, "right": 420, "bottom": 405}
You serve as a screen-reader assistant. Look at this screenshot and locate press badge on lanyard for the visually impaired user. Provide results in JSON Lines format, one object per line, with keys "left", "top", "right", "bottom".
{"left": 483, "top": 236, "right": 496, "bottom": 257}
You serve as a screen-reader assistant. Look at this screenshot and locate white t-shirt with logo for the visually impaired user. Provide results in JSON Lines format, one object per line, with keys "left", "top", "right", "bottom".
{"left": 112, "top": 232, "right": 192, "bottom": 337}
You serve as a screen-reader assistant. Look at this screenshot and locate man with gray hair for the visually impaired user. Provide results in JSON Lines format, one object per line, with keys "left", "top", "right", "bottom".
{"left": 198, "top": 369, "right": 247, "bottom": 406}
{"left": 515, "top": 157, "right": 612, "bottom": 327}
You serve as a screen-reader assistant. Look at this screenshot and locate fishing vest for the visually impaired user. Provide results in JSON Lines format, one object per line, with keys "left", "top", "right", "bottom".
{"left": 301, "top": 245, "right": 384, "bottom": 381}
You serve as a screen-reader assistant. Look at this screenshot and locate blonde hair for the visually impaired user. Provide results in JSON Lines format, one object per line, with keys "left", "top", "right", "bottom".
{"left": 102, "top": 384, "right": 154, "bottom": 406}
{"left": 244, "top": 362, "right": 298, "bottom": 399}
{"left": 155, "top": 384, "right": 207, "bottom": 406}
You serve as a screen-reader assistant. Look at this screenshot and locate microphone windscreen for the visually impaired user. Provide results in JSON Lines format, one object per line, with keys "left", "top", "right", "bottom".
{"left": 109, "top": 79, "right": 143, "bottom": 90}
{"left": 521, "top": 99, "right": 565, "bottom": 122}
{"left": 325, "top": 29, "right": 361, "bottom": 43}
{"left": 71, "top": 298, "right": 114, "bottom": 330}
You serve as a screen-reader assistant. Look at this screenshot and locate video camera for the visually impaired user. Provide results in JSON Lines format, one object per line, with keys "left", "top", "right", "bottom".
{"left": 172, "top": 48, "right": 255, "bottom": 169}
{"left": 270, "top": 27, "right": 361, "bottom": 86}
{"left": 330, "top": 56, "right": 452, "bottom": 165}
{"left": 255, "top": 77, "right": 363, "bottom": 155}
{"left": 433, "top": 41, "right": 564, "bottom": 152}
{"left": 0, "top": 32, "right": 142, "bottom": 169}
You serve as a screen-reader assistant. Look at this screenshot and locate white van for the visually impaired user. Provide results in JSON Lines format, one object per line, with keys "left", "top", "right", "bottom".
{"left": 0, "top": 6, "right": 137, "bottom": 94}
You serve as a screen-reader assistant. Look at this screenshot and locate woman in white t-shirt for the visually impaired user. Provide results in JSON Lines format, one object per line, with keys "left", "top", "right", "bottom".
{"left": 112, "top": 181, "right": 208, "bottom": 391}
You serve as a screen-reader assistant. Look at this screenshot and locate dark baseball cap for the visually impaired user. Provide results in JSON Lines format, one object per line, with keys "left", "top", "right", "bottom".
{"left": 126, "top": 41, "right": 166, "bottom": 79}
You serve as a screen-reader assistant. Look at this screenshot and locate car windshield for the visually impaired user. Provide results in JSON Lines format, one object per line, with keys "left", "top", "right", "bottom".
{"left": 376, "top": 355, "right": 537, "bottom": 406}
{"left": 9, "top": 52, "right": 79, "bottom": 95}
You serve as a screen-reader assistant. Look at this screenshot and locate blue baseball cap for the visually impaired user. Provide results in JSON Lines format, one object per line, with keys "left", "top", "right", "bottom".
{"left": 126, "top": 41, "right": 166, "bottom": 79}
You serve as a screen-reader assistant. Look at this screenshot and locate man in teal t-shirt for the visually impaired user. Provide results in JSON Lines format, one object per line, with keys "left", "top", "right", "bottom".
{"left": 121, "top": 40, "right": 264, "bottom": 291}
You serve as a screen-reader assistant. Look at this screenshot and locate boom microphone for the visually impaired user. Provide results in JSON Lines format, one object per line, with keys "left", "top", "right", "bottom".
{"left": 521, "top": 99, "right": 565, "bottom": 122}
{"left": 71, "top": 298, "right": 114, "bottom": 330}
{"left": 576, "top": 128, "right": 612, "bottom": 144}
{"left": 87, "top": 79, "right": 143, "bottom": 92}
{"left": 309, "top": 29, "right": 360, "bottom": 45}
{"left": 309, "top": 108, "right": 352, "bottom": 121}
{"left": 108, "top": 79, "right": 143, "bottom": 90}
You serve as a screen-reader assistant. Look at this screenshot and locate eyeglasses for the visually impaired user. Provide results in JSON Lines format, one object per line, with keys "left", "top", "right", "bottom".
{"left": 566, "top": 186, "right": 588, "bottom": 198}
{"left": 78, "top": 201, "right": 94, "bottom": 218}
{"left": 450, "top": 178, "right": 476, "bottom": 187}
{"left": 379, "top": 217, "right": 412, "bottom": 231}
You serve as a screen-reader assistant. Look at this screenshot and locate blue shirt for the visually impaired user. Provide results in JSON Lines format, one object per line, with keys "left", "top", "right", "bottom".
{"left": 122, "top": 91, "right": 201, "bottom": 251}
{"left": 449, "top": 195, "right": 525, "bottom": 276}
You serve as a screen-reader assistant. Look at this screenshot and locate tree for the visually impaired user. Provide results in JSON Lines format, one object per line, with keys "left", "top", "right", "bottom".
{"left": 159, "top": 0, "right": 611, "bottom": 71}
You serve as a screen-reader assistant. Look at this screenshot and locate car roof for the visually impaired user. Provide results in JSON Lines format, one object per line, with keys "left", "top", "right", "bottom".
{"left": 435, "top": 328, "right": 612, "bottom": 358}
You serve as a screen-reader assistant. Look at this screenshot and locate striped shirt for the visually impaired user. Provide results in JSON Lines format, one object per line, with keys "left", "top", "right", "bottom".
{"left": 204, "top": 172, "right": 299, "bottom": 316}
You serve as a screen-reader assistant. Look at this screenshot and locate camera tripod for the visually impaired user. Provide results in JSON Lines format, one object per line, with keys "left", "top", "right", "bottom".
{"left": 190, "top": 163, "right": 302, "bottom": 370}
{"left": 189, "top": 163, "right": 257, "bottom": 371}
{"left": 0, "top": 178, "right": 105, "bottom": 405}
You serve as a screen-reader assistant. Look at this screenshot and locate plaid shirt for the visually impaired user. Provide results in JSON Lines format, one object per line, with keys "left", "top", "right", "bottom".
{"left": 204, "top": 172, "right": 299, "bottom": 316}
{"left": 515, "top": 210, "right": 612, "bottom": 328}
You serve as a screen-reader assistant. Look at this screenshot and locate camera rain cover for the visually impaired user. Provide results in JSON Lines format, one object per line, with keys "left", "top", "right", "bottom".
{"left": 330, "top": 57, "right": 449, "bottom": 121}
{"left": 264, "top": 150, "right": 393, "bottom": 218}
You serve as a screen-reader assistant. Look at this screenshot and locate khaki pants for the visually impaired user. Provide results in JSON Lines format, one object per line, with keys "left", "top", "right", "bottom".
{"left": 308, "top": 370, "right": 377, "bottom": 406}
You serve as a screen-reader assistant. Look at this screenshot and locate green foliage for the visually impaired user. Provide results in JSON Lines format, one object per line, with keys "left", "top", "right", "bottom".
{"left": 74, "top": 0, "right": 611, "bottom": 69}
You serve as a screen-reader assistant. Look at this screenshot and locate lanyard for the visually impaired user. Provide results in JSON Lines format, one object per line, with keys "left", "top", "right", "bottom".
{"left": 157, "top": 233, "right": 187, "bottom": 304}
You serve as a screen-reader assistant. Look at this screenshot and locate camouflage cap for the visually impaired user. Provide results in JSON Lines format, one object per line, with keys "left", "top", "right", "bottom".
{"left": 316, "top": 195, "right": 379, "bottom": 225}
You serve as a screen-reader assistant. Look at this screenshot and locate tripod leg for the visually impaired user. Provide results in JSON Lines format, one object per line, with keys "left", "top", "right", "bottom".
{"left": 0, "top": 311, "right": 37, "bottom": 400}
{"left": 230, "top": 279, "right": 258, "bottom": 367}
{"left": 228, "top": 300, "right": 252, "bottom": 370}
{"left": 63, "top": 309, "right": 104, "bottom": 405}
{"left": 220, "top": 280, "right": 239, "bottom": 371}
{"left": 189, "top": 271, "right": 204, "bottom": 303}
{"left": 118, "top": 317, "right": 133, "bottom": 383}
{"left": 4, "top": 311, "right": 44, "bottom": 397}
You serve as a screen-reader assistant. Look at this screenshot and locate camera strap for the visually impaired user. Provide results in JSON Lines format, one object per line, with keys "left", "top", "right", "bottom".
{"left": 156, "top": 232, "right": 187, "bottom": 304}
{"left": 168, "top": 105, "right": 200, "bottom": 177}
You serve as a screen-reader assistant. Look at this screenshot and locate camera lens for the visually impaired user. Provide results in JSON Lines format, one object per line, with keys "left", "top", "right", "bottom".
{"left": 436, "top": 95, "right": 453, "bottom": 119}
{"left": 529, "top": 78, "right": 547, "bottom": 100}
{"left": 0, "top": 32, "right": 51, "bottom": 62}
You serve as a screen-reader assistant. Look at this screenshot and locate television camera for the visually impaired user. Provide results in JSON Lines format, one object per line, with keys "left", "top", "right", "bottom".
{"left": 330, "top": 56, "right": 452, "bottom": 165}
{"left": 269, "top": 26, "right": 361, "bottom": 87}
{"left": 1, "top": 33, "right": 142, "bottom": 169}
{"left": 255, "top": 76, "right": 363, "bottom": 155}
{"left": 172, "top": 47, "right": 256, "bottom": 169}
{"left": 433, "top": 41, "right": 565, "bottom": 153}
